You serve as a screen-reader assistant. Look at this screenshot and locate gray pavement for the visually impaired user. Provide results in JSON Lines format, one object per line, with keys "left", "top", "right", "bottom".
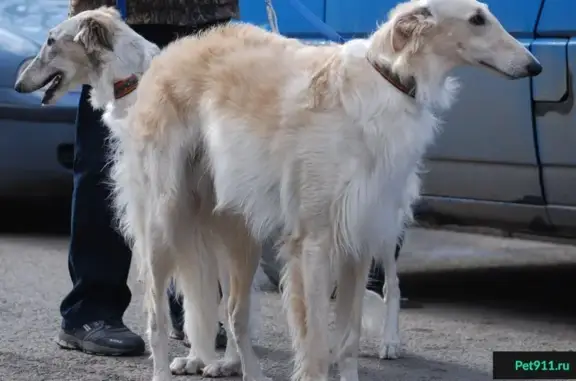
{"left": 1, "top": 227, "right": 576, "bottom": 381}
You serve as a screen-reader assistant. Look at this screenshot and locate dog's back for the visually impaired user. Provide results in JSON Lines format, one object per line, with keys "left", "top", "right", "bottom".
{"left": 130, "top": 23, "right": 336, "bottom": 141}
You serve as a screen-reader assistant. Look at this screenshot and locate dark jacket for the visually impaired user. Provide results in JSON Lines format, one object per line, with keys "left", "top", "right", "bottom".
{"left": 69, "top": 0, "right": 239, "bottom": 27}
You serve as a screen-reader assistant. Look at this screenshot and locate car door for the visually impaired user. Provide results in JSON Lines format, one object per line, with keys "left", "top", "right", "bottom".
{"left": 416, "top": 0, "right": 548, "bottom": 228}
{"left": 532, "top": 0, "right": 576, "bottom": 230}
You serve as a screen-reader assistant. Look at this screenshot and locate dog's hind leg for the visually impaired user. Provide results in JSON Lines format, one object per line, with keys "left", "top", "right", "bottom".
{"left": 140, "top": 226, "right": 174, "bottom": 381}
{"left": 170, "top": 223, "right": 220, "bottom": 375}
{"left": 202, "top": 244, "right": 242, "bottom": 378}
{"left": 377, "top": 240, "right": 402, "bottom": 359}
{"left": 133, "top": 187, "right": 179, "bottom": 381}
{"left": 205, "top": 217, "right": 269, "bottom": 381}
{"left": 147, "top": 261, "right": 173, "bottom": 381}
{"left": 333, "top": 254, "right": 372, "bottom": 381}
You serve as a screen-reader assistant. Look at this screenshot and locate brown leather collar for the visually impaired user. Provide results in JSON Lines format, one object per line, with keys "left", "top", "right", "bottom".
{"left": 113, "top": 74, "right": 139, "bottom": 99}
{"left": 367, "top": 57, "right": 416, "bottom": 99}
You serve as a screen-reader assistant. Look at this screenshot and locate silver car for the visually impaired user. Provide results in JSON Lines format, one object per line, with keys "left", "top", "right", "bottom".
{"left": 0, "top": 0, "right": 77, "bottom": 202}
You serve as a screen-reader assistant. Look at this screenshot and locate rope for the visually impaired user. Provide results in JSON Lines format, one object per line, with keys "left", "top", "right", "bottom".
{"left": 265, "top": 0, "right": 344, "bottom": 43}
{"left": 288, "top": 0, "right": 344, "bottom": 43}
{"left": 265, "top": 0, "right": 280, "bottom": 34}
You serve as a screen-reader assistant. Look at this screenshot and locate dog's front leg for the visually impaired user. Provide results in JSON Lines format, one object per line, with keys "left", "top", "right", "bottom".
{"left": 333, "top": 254, "right": 372, "bottom": 381}
{"left": 296, "top": 231, "right": 332, "bottom": 381}
{"left": 202, "top": 217, "right": 269, "bottom": 381}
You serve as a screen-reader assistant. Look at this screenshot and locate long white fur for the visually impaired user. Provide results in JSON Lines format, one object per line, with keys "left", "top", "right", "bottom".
{"left": 15, "top": 1, "right": 541, "bottom": 381}
{"left": 118, "top": 0, "right": 539, "bottom": 379}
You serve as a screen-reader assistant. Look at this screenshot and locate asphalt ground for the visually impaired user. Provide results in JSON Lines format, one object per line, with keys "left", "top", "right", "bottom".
{"left": 1, "top": 208, "right": 576, "bottom": 381}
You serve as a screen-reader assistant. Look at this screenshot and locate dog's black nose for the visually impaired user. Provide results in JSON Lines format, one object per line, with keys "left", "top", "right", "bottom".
{"left": 525, "top": 60, "right": 542, "bottom": 76}
{"left": 14, "top": 81, "right": 24, "bottom": 93}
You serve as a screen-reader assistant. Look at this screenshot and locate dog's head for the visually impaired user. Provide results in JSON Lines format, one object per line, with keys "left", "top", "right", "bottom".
{"left": 14, "top": 7, "right": 122, "bottom": 105}
{"left": 375, "top": 0, "right": 542, "bottom": 79}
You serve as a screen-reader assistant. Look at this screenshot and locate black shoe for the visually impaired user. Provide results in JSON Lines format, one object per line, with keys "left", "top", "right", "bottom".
{"left": 57, "top": 320, "right": 146, "bottom": 356}
{"left": 214, "top": 322, "right": 227, "bottom": 349}
{"left": 171, "top": 322, "right": 228, "bottom": 349}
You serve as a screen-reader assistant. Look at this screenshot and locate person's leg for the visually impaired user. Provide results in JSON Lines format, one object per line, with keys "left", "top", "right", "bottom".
{"left": 58, "top": 85, "right": 145, "bottom": 355}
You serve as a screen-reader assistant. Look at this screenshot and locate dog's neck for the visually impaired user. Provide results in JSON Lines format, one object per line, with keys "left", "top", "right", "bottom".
{"left": 88, "top": 27, "right": 160, "bottom": 112}
{"left": 366, "top": 34, "right": 459, "bottom": 112}
{"left": 365, "top": 56, "right": 417, "bottom": 99}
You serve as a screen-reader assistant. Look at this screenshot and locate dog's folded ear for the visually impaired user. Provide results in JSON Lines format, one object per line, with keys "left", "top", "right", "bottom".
{"left": 389, "top": 4, "right": 435, "bottom": 53}
{"left": 74, "top": 16, "right": 114, "bottom": 53}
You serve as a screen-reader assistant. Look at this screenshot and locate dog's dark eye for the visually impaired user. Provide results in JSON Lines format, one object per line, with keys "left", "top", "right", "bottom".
{"left": 469, "top": 13, "right": 486, "bottom": 26}
{"left": 47, "top": 37, "right": 55, "bottom": 46}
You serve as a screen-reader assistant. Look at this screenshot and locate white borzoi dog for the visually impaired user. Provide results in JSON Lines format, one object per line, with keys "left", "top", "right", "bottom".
{"left": 16, "top": 0, "right": 542, "bottom": 381}
{"left": 120, "top": 0, "right": 540, "bottom": 380}
{"left": 13, "top": 6, "right": 263, "bottom": 380}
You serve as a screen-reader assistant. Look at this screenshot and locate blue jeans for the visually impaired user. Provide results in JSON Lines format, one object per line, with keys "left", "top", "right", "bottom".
{"left": 59, "top": 84, "right": 133, "bottom": 329}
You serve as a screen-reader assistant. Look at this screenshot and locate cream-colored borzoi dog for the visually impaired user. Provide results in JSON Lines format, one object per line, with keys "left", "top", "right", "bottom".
{"left": 17, "top": 0, "right": 542, "bottom": 380}
{"left": 122, "top": 0, "right": 540, "bottom": 380}
{"left": 13, "top": 6, "right": 262, "bottom": 379}
{"left": 123, "top": 0, "right": 541, "bottom": 381}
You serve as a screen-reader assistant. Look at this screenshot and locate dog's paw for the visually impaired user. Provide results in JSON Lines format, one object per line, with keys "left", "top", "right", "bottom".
{"left": 379, "top": 342, "right": 401, "bottom": 359}
{"left": 203, "top": 359, "right": 242, "bottom": 378}
{"left": 170, "top": 356, "right": 204, "bottom": 375}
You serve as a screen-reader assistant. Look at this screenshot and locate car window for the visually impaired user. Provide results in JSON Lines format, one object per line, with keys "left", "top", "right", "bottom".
{"left": 0, "top": 0, "right": 68, "bottom": 44}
